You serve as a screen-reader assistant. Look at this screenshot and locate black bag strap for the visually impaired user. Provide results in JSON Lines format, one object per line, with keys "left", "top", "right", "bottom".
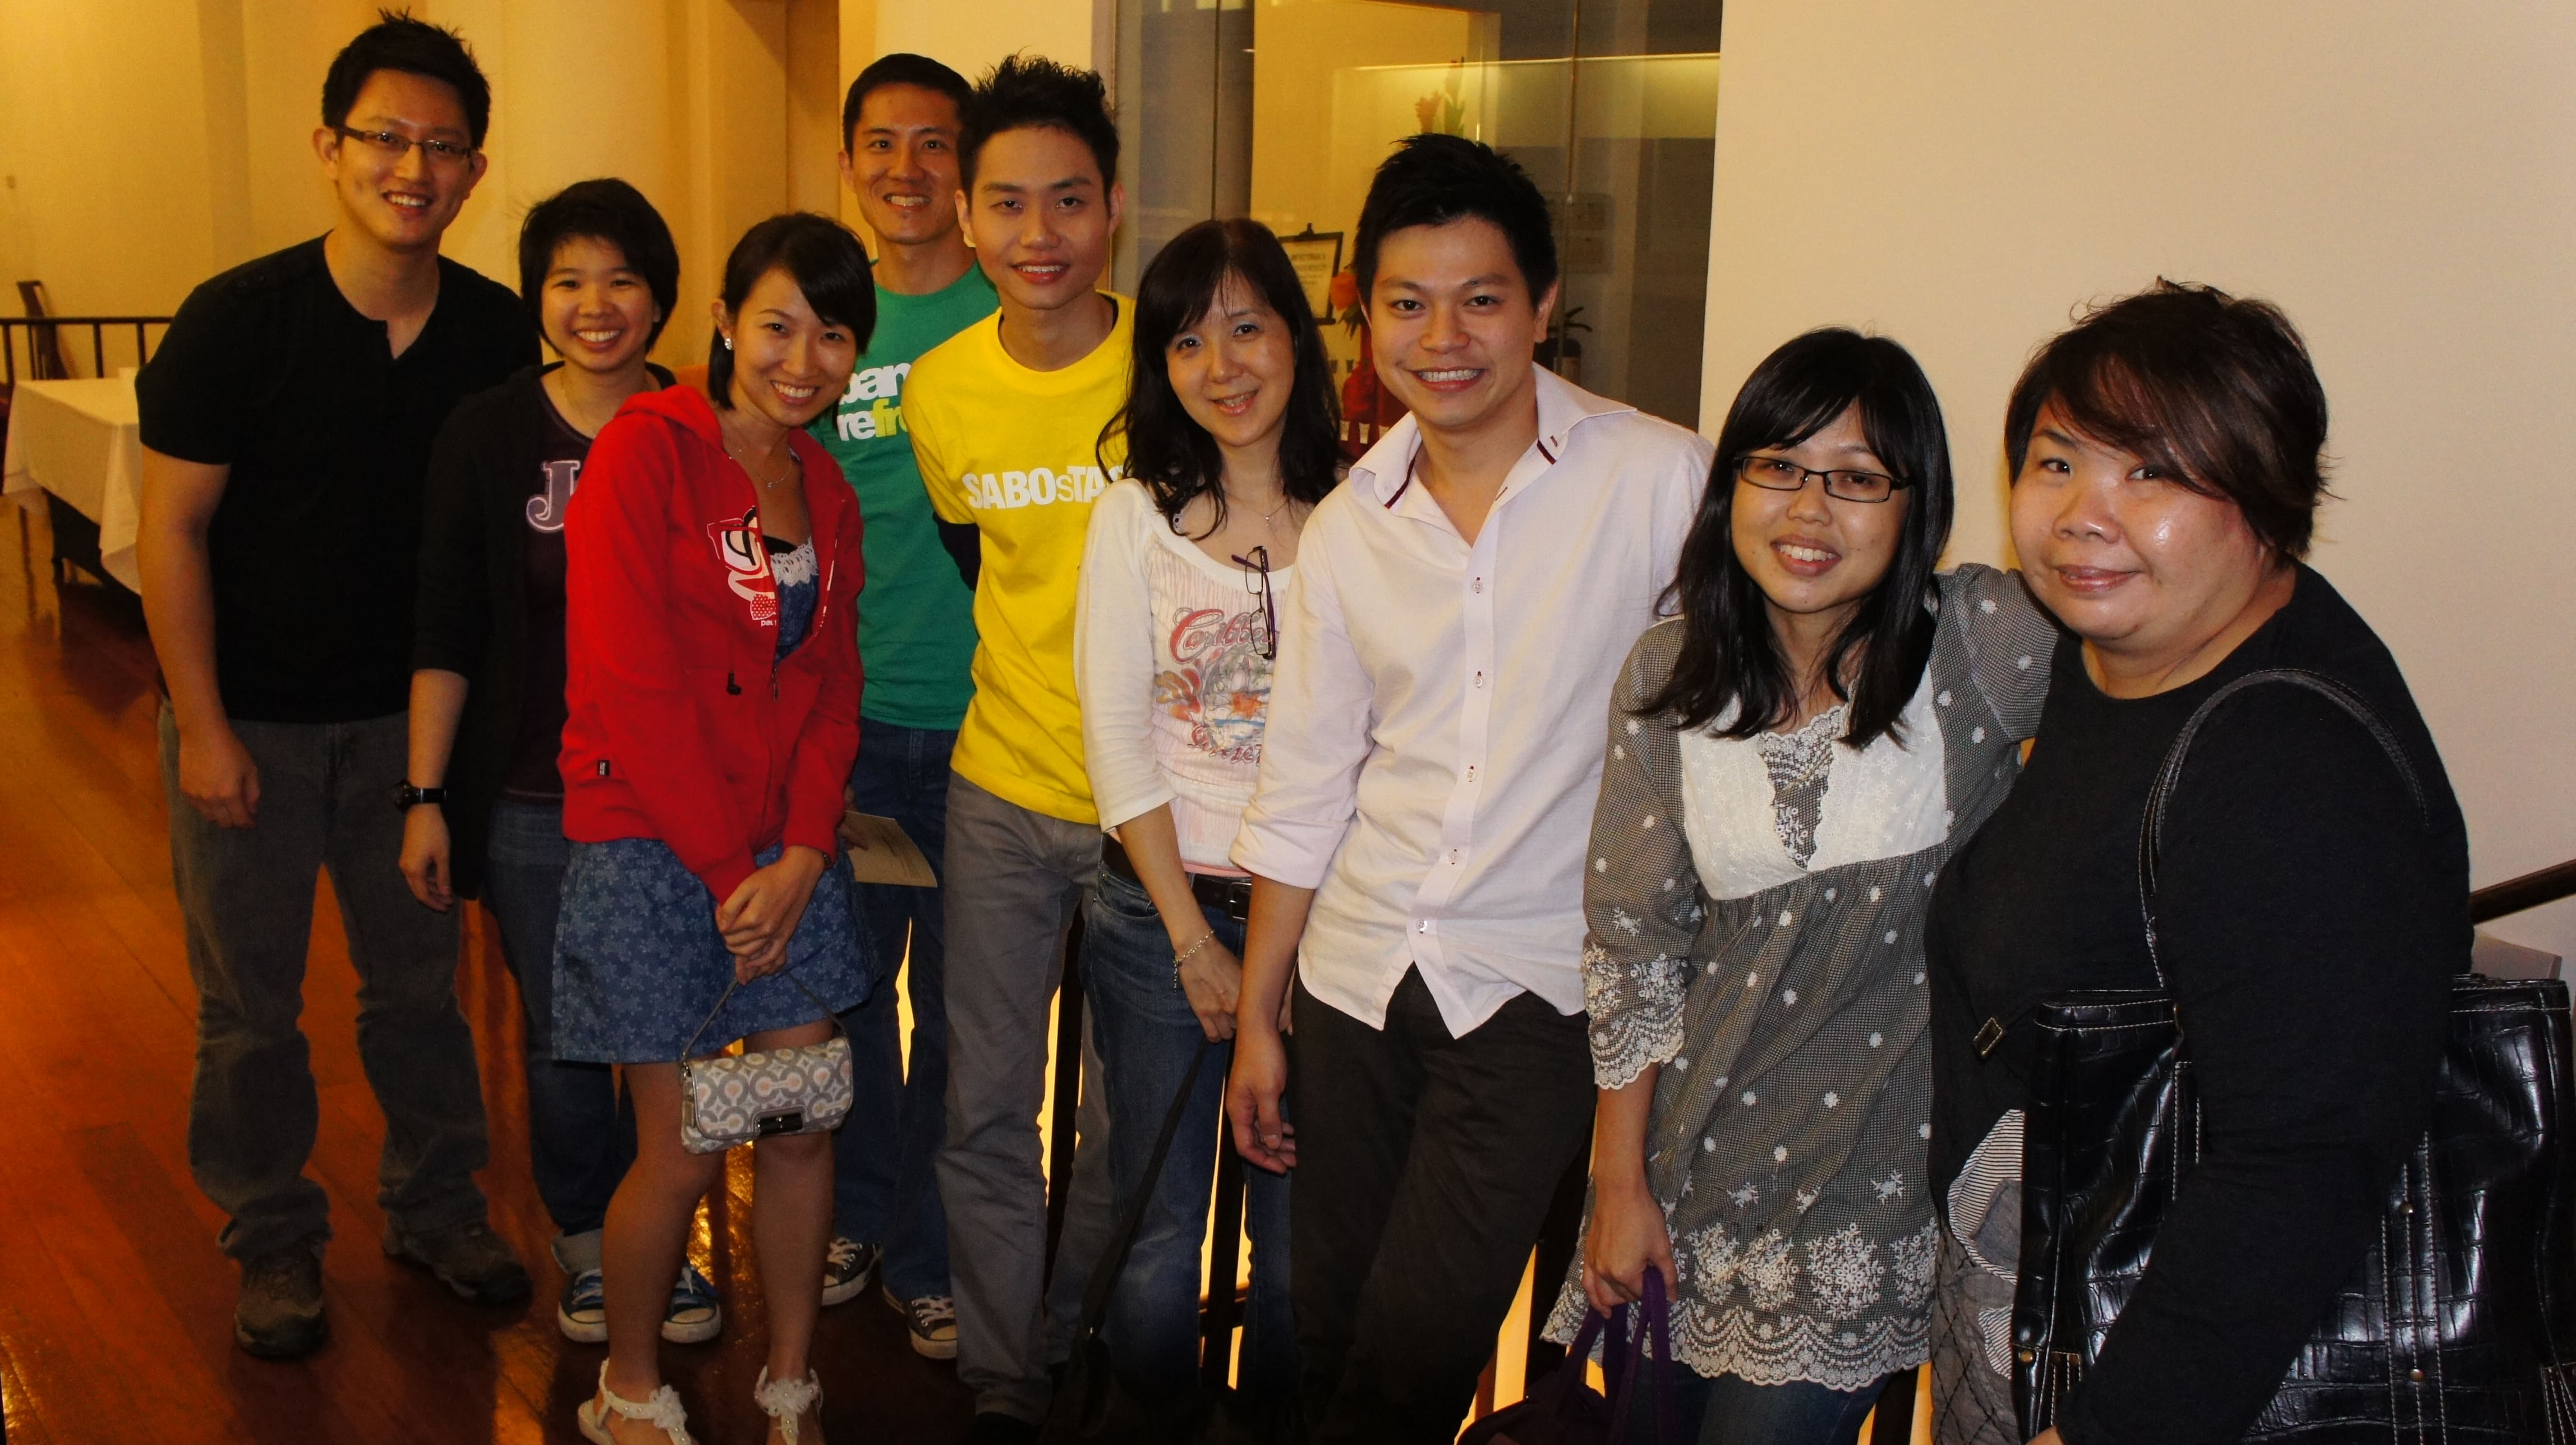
{"left": 2135, "top": 666, "right": 2427, "bottom": 986}
{"left": 680, "top": 964, "right": 847, "bottom": 1061}
{"left": 1068, "top": 1036, "right": 1215, "bottom": 1347}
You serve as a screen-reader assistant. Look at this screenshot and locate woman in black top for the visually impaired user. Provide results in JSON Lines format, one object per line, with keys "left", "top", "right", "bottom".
{"left": 399, "top": 180, "right": 702, "bottom": 1345}
{"left": 1925, "top": 283, "right": 2468, "bottom": 1445}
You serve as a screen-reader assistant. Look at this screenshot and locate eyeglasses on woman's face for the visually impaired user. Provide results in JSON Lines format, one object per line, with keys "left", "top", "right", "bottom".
{"left": 1735, "top": 453, "right": 1911, "bottom": 504}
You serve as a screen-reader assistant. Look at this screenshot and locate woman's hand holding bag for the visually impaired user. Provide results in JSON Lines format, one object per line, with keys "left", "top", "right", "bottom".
{"left": 1460, "top": 1265, "right": 1678, "bottom": 1445}
{"left": 1582, "top": 1175, "right": 1678, "bottom": 1316}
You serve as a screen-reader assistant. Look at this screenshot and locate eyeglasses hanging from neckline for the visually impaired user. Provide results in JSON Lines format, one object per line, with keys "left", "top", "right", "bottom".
{"left": 1230, "top": 544, "right": 1277, "bottom": 661}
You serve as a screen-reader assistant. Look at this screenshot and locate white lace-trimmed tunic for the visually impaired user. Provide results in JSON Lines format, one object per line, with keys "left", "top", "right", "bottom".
{"left": 1543, "top": 564, "right": 2058, "bottom": 1390}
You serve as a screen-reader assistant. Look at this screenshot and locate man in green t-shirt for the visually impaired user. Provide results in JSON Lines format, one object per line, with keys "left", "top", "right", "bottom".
{"left": 812, "top": 51, "right": 996, "bottom": 1364}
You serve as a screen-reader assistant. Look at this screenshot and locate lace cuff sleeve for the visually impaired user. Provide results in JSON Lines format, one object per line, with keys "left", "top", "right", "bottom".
{"left": 1584, "top": 622, "right": 1708, "bottom": 1089}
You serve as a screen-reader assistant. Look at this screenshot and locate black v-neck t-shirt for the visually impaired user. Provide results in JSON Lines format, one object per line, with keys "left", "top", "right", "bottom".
{"left": 1926, "top": 565, "right": 2469, "bottom": 1445}
{"left": 139, "top": 236, "right": 537, "bottom": 721}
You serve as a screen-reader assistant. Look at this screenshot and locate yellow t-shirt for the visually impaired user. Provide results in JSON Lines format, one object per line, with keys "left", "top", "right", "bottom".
{"left": 909, "top": 297, "right": 1133, "bottom": 825}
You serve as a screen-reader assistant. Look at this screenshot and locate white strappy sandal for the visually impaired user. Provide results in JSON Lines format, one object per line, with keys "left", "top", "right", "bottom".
{"left": 753, "top": 1367, "right": 825, "bottom": 1444}
{"left": 577, "top": 1361, "right": 696, "bottom": 1444}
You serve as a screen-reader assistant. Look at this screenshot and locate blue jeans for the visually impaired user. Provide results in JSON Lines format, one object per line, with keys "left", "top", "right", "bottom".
{"left": 484, "top": 797, "right": 635, "bottom": 1245}
{"left": 830, "top": 720, "right": 955, "bottom": 1301}
{"left": 1628, "top": 1364, "right": 1892, "bottom": 1445}
{"left": 1082, "top": 868, "right": 1295, "bottom": 1405}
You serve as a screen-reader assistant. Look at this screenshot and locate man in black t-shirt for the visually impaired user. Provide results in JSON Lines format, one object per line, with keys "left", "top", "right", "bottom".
{"left": 134, "top": 14, "right": 537, "bottom": 1360}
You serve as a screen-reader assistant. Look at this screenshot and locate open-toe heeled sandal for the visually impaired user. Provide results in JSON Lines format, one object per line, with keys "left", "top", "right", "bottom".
{"left": 753, "top": 1367, "right": 824, "bottom": 1444}
{"left": 577, "top": 1361, "right": 695, "bottom": 1444}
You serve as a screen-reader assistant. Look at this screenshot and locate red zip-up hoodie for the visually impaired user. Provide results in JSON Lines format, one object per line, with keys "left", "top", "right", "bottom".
{"left": 559, "top": 384, "right": 862, "bottom": 903}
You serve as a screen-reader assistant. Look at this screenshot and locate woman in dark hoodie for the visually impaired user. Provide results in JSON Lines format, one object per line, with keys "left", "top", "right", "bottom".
{"left": 403, "top": 178, "right": 715, "bottom": 1345}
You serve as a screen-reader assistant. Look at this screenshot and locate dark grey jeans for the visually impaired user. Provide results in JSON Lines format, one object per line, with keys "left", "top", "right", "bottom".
{"left": 937, "top": 771, "right": 1116, "bottom": 1423}
{"left": 159, "top": 706, "right": 492, "bottom": 1262}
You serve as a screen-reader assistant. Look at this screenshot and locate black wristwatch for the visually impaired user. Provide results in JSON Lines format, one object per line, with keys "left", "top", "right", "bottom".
{"left": 394, "top": 782, "right": 448, "bottom": 813}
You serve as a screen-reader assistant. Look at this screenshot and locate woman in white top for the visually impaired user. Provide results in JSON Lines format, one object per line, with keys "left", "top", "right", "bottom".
{"left": 1073, "top": 218, "right": 1341, "bottom": 1410}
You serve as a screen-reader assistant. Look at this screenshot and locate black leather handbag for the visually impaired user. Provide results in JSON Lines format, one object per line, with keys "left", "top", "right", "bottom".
{"left": 2010, "top": 669, "right": 2576, "bottom": 1441}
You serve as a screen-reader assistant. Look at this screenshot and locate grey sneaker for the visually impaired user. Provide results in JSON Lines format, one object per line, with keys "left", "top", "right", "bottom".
{"left": 236, "top": 1232, "right": 328, "bottom": 1359}
{"left": 887, "top": 1285, "right": 957, "bottom": 1360}
{"left": 821, "top": 1236, "right": 880, "bottom": 1308}
{"left": 384, "top": 1219, "right": 532, "bottom": 1305}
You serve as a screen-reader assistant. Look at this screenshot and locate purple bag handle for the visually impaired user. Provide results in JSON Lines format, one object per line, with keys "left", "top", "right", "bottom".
{"left": 1603, "top": 1268, "right": 1678, "bottom": 1444}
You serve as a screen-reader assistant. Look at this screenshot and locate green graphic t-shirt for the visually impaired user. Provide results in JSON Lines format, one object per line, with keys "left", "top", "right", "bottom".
{"left": 814, "top": 263, "right": 998, "bottom": 729}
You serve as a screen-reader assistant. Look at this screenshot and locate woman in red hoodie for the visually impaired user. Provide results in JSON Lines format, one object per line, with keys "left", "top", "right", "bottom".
{"left": 555, "top": 213, "right": 871, "bottom": 1445}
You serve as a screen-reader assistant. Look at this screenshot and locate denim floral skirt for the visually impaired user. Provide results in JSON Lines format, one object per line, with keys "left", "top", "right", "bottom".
{"left": 551, "top": 838, "right": 868, "bottom": 1064}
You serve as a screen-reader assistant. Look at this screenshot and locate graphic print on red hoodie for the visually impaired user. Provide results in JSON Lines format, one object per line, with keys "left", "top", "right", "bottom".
{"left": 706, "top": 509, "right": 780, "bottom": 623}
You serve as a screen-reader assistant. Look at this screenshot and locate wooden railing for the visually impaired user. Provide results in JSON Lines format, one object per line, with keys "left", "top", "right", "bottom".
{"left": 2472, "top": 858, "right": 2576, "bottom": 924}
{"left": 1, "top": 315, "right": 171, "bottom": 386}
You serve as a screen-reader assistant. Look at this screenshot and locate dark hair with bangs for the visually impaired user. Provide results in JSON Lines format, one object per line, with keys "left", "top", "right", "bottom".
{"left": 1643, "top": 329, "right": 1954, "bottom": 748}
{"left": 1353, "top": 134, "right": 1557, "bottom": 306}
{"left": 959, "top": 54, "right": 1116, "bottom": 192}
{"left": 2004, "top": 279, "right": 2328, "bottom": 558}
{"left": 322, "top": 10, "right": 491, "bottom": 147}
{"left": 707, "top": 213, "right": 876, "bottom": 409}
{"left": 518, "top": 179, "right": 680, "bottom": 349}
{"left": 841, "top": 52, "right": 973, "bottom": 153}
{"left": 1103, "top": 219, "right": 1342, "bottom": 532}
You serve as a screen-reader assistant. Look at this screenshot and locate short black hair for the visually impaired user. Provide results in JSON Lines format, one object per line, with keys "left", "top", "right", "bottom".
{"left": 1108, "top": 219, "right": 1342, "bottom": 530}
{"left": 2005, "top": 280, "right": 2330, "bottom": 559}
{"left": 959, "top": 54, "right": 1117, "bottom": 193}
{"left": 842, "top": 53, "right": 973, "bottom": 153}
{"left": 518, "top": 179, "right": 681, "bottom": 349}
{"left": 1645, "top": 329, "right": 1954, "bottom": 748}
{"left": 1353, "top": 133, "right": 1557, "bottom": 306}
{"left": 321, "top": 10, "right": 491, "bottom": 148}
{"left": 707, "top": 213, "right": 877, "bottom": 409}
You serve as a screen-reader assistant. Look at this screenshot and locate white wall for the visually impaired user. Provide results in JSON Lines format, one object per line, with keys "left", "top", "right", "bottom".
{"left": 1700, "top": 1, "right": 2576, "bottom": 960}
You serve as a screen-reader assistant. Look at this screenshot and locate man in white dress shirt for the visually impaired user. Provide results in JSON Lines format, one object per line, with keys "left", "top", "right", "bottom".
{"left": 1224, "top": 134, "right": 1714, "bottom": 1441}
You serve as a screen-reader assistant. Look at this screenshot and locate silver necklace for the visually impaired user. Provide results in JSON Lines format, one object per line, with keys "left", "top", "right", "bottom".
{"left": 724, "top": 436, "right": 794, "bottom": 490}
{"left": 1234, "top": 489, "right": 1292, "bottom": 526}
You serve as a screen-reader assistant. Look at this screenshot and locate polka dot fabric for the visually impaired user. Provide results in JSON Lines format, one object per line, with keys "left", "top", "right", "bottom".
{"left": 1550, "top": 565, "right": 2060, "bottom": 1389}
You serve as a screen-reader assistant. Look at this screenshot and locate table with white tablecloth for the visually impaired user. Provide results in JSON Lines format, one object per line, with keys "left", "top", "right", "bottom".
{"left": 3, "top": 376, "right": 144, "bottom": 590}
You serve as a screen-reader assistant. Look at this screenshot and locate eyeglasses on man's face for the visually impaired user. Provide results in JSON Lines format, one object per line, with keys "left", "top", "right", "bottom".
{"left": 334, "top": 126, "right": 477, "bottom": 168}
{"left": 1734, "top": 453, "right": 1912, "bottom": 504}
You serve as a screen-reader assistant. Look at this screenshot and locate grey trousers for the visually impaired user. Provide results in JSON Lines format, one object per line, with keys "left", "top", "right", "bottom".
{"left": 937, "top": 771, "right": 1116, "bottom": 1423}
{"left": 159, "top": 706, "right": 492, "bottom": 1262}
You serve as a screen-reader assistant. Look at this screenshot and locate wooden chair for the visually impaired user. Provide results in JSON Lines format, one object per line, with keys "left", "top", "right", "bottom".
{"left": 18, "top": 279, "right": 72, "bottom": 381}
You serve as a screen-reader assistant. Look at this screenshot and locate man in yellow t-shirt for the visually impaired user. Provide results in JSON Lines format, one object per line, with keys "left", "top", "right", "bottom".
{"left": 903, "top": 54, "right": 1130, "bottom": 1442}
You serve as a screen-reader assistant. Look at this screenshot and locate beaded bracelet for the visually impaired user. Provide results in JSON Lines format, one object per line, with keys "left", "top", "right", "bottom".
{"left": 1173, "top": 929, "right": 1218, "bottom": 990}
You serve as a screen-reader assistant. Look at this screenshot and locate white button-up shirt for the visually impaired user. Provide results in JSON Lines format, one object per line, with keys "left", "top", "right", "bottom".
{"left": 1231, "top": 366, "right": 1712, "bottom": 1035}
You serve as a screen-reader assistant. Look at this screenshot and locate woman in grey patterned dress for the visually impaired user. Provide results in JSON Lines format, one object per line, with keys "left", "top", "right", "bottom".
{"left": 1548, "top": 330, "right": 2059, "bottom": 1443}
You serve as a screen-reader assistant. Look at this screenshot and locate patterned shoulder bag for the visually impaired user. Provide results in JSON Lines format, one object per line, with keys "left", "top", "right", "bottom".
{"left": 677, "top": 969, "right": 854, "bottom": 1154}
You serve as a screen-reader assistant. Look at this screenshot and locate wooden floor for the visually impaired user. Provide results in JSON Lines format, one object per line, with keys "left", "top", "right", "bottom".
{"left": 0, "top": 501, "right": 976, "bottom": 1442}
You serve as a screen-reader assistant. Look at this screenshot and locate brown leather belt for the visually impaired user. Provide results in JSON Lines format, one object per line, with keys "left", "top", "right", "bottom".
{"left": 1100, "top": 836, "right": 1255, "bottom": 922}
